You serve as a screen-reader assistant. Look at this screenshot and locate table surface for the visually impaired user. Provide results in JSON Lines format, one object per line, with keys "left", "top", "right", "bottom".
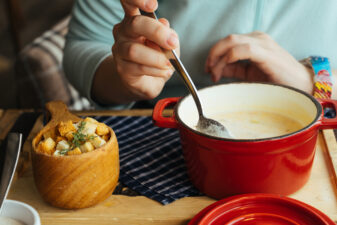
{"left": 1, "top": 109, "right": 337, "bottom": 225}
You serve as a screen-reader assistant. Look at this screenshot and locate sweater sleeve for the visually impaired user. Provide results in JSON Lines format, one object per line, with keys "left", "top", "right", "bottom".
{"left": 63, "top": 0, "right": 125, "bottom": 108}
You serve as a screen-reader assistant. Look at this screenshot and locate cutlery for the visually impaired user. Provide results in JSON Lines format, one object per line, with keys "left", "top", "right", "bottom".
{"left": 0, "top": 133, "right": 22, "bottom": 214}
{"left": 0, "top": 112, "right": 41, "bottom": 177}
{"left": 140, "top": 10, "right": 232, "bottom": 138}
{"left": 9, "top": 112, "right": 41, "bottom": 143}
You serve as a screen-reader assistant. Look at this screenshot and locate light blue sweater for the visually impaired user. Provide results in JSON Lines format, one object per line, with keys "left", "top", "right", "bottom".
{"left": 63, "top": 0, "right": 337, "bottom": 107}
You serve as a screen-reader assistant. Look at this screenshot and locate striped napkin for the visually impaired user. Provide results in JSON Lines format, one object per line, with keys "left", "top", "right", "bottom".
{"left": 94, "top": 116, "right": 202, "bottom": 205}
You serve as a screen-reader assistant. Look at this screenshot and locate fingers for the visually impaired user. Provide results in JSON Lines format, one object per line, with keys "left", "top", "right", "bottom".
{"left": 211, "top": 61, "right": 269, "bottom": 83}
{"left": 208, "top": 37, "right": 269, "bottom": 83}
{"left": 207, "top": 34, "right": 249, "bottom": 68}
{"left": 211, "top": 61, "right": 247, "bottom": 82}
{"left": 112, "top": 2, "right": 177, "bottom": 98}
{"left": 113, "top": 56, "right": 173, "bottom": 100}
{"left": 158, "top": 18, "right": 170, "bottom": 27}
{"left": 119, "top": 15, "right": 179, "bottom": 50}
{"left": 206, "top": 32, "right": 268, "bottom": 71}
{"left": 113, "top": 41, "right": 171, "bottom": 69}
{"left": 210, "top": 43, "right": 266, "bottom": 79}
{"left": 225, "top": 44, "right": 265, "bottom": 64}
{"left": 121, "top": 0, "right": 158, "bottom": 16}
{"left": 206, "top": 31, "right": 308, "bottom": 92}
{"left": 207, "top": 35, "right": 239, "bottom": 68}
{"left": 210, "top": 55, "right": 226, "bottom": 82}
{"left": 206, "top": 32, "right": 276, "bottom": 83}
{"left": 115, "top": 57, "right": 173, "bottom": 80}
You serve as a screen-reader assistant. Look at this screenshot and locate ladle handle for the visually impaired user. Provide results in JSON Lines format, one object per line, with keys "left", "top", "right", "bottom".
{"left": 140, "top": 10, "right": 204, "bottom": 117}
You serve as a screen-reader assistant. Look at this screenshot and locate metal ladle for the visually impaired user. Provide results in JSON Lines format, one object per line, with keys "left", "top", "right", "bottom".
{"left": 140, "top": 11, "right": 232, "bottom": 138}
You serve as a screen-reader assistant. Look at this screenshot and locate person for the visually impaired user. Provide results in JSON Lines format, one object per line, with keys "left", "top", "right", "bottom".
{"left": 63, "top": 0, "right": 337, "bottom": 109}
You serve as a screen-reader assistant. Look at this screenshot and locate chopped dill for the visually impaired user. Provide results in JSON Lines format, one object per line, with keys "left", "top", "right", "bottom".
{"left": 72, "top": 121, "right": 87, "bottom": 148}
{"left": 59, "top": 148, "right": 69, "bottom": 155}
{"left": 67, "top": 121, "right": 96, "bottom": 151}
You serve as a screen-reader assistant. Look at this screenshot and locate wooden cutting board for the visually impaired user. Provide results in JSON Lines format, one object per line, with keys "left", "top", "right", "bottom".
{"left": 2, "top": 110, "right": 337, "bottom": 224}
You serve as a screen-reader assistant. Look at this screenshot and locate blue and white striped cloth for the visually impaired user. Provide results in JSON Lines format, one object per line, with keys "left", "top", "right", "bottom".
{"left": 94, "top": 116, "right": 202, "bottom": 205}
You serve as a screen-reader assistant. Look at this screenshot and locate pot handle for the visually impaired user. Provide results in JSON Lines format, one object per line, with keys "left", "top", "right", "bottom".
{"left": 152, "top": 97, "right": 180, "bottom": 128}
{"left": 316, "top": 98, "right": 337, "bottom": 129}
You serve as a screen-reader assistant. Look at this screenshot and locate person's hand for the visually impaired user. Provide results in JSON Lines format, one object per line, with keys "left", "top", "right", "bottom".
{"left": 205, "top": 32, "right": 314, "bottom": 94}
{"left": 111, "top": 0, "right": 180, "bottom": 100}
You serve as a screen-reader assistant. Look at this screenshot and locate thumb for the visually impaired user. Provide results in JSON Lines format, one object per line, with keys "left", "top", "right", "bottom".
{"left": 121, "top": 0, "right": 158, "bottom": 17}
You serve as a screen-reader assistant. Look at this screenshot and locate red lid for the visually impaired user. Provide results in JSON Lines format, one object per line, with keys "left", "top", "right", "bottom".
{"left": 188, "top": 194, "right": 335, "bottom": 225}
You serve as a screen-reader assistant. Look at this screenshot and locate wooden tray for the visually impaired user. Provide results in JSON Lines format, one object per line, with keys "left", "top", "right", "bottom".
{"left": 2, "top": 110, "right": 337, "bottom": 224}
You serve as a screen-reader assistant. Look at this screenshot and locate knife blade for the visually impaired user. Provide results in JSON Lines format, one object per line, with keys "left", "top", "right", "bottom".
{"left": 0, "top": 112, "right": 41, "bottom": 178}
{"left": 0, "top": 111, "right": 40, "bottom": 146}
{"left": 5, "top": 112, "right": 41, "bottom": 145}
{"left": 0, "top": 133, "right": 22, "bottom": 213}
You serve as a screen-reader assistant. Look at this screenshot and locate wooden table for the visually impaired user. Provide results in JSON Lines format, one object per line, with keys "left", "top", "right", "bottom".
{"left": 1, "top": 109, "right": 337, "bottom": 225}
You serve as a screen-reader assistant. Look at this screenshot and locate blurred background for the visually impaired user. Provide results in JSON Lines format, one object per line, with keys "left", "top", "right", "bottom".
{"left": 0, "top": 0, "right": 75, "bottom": 109}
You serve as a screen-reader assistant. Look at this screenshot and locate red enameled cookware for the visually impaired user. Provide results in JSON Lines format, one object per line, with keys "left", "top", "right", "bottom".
{"left": 152, "top": 83, "right": 337, "bottom": 199}
{"left": 188, "top": 193, "right": 335, "bottom": 225}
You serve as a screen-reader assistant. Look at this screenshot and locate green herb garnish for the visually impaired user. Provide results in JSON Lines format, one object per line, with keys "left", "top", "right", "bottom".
{"left": 71, "top": 121, "right": 87, "bottom": 148}
{"left": 59, "top": 148, "right": 69, "bottom": 155}
{"left": 58, "top": 121, "right": 97, "bottom": 156}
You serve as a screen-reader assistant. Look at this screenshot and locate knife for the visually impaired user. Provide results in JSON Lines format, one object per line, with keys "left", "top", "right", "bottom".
{"left": 0, "top": 133, "right": 22, "bottom": 213}
{"left": 4, "top": 112, "right": 41, "bottom": 145}
{"left": 0, "top": 111, "right": 40, "bottom": 146}
{"left": 0, "top": 112, "right": 41, "bottom": 177}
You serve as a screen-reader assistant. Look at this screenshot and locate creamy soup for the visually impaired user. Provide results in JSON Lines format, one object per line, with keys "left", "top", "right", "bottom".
{"left": 0, "top": 217, "right": 26, "bottom": 225}
{"left": 212, "top": 111, "right": 304, "bottom": 139}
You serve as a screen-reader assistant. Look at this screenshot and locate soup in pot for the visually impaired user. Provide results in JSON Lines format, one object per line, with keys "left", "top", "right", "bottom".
{"left": 212, "top": 111, "right": 304, "bottom": 139}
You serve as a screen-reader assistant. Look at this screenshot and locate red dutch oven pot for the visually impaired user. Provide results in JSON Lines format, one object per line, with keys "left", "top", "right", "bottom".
{"left": 152, "top": 83, "right": 337, "bottom": 199}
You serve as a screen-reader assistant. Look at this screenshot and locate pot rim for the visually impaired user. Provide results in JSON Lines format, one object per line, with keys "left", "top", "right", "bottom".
{"left": 175, "top": 82, "right": 322, "bottom": 142}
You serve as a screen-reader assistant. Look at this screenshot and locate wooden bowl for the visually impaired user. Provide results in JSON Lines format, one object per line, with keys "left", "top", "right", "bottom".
{"left": 31, "top": 101, "right": 119, "bottom": 209}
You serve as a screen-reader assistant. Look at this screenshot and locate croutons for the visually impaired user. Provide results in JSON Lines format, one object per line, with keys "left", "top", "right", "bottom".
{"left": 82, "top": 122, "right": 97, "bottom": 136}
{"left": 84, "top": 117, "right": 98, "bottom": 124}
{"left": 56, "top": 140, "right": 70, "bottom": 151}
{"left": 37, "top": 137, "right": 56, "bottom": 154}
{"left": 67, "top": 147, "right": 82, "bottom": 155}
{"left": 80, "top": 142, "right": 94, "bottom": 153}
{"left": 90, "top": 135, "right": 106, "bottom": 148}
{"left": 38, "top": 117, "right": 110, "bottom": 156}
{"left": 58, "top": 120, "right": 76, "bottom": 136}
{"left": 96, "top": 123, "right": 109, "bottom": 136}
